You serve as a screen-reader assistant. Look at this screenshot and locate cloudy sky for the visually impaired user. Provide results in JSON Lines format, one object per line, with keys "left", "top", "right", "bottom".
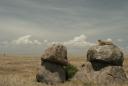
{"left": 0, "top": 0, "right": 128, "bottom": 56}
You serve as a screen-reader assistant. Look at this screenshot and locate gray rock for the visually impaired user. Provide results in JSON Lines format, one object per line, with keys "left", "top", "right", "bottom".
{"left": 72, "top": 62, "right": 127, "bottom": 85}
{"left": 84, "top": 62, "right": 128, "bottom": 85}
{"left": 41, "top": 44, "right": 68, "bottom": 66}
{"left": 97, "top": 66, "right": 127, "bottom": 85}
{"left": 71, "top": 64, "right": 89, "bottom": 82}
{"left": 83, "top": 43, "right": 128, "bottom": 85}
{"left": 36, "top": 44, "right": 68, "bottom": 85}
{"left": 87, "top": 45, "right": 124, "bottom": 66}
{"left": 36, "top": 61, "right": 66, "bottom": 85}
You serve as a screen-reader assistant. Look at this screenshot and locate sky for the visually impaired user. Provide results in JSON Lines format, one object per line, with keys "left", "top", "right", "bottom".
{"left": 0, "top": 0, "right": 128, "bottom": 56}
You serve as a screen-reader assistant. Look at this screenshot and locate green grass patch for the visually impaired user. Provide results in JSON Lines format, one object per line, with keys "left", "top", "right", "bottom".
{"left": 64, "top": 64, "right": 78, "bottom": 80}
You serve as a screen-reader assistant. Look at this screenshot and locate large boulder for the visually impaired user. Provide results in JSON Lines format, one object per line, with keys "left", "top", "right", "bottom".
{"left": 41, "top": 44, "right": 68, "bottom": 66}
{"left": 87, "top": 44, "right": 124, "bottom": 66}
{"left": 84, "top": 62, "right": 128, "bottom": 85}
{"left": 72, "top": 41, "right": 127, "bottom": 85}
{"left": 96, "top": 66, "right": 127, "bottom": 85}
{"left": 36, "top": 61, "right": 66, "bottom": 85}
{"left": 36, "top": 44, "right": 68, "bottom": 85}
{"left": 85, "top": 43, "right": 128, "bottom": 85}
{"left": 72, "top": 62, "right": 127, "bottom": 85}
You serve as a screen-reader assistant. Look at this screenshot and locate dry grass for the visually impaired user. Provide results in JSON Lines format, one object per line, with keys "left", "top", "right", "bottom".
{"left": 0, "top": 56, "right": 128, "bottom": 86}
{"left": 123, "top": 56, "right": 128, "bottom": 78}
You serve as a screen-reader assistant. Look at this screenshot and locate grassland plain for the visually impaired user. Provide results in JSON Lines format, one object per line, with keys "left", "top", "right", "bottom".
{"left": 0, "top": 55, "right": 128, "bottom": 86}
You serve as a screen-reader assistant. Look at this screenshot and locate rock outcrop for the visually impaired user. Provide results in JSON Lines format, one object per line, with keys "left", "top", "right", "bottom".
{"left": 73, "top": 41, "right": 127, "bottom": 85}
{"left": 87, "top": 44, "right": 124, "bottom": 66}
{"left": 36, "top": 44, "right": 68, "bottom": 85}
{"left": 36, "top": 41, "right": 128, "bottom": 85}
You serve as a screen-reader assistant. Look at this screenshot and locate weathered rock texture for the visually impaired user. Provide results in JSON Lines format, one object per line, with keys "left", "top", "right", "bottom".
{"left": 36, "top": 44, "right": 68, "bottom": 85}
{"left": 87, "top": 44, "right": 124, "bottom": 66}
{"left": 41, "top": 44, "right": 68, "bottom": 66}
{"left": 73, "top": 43, "right": 127, "bottom": 85}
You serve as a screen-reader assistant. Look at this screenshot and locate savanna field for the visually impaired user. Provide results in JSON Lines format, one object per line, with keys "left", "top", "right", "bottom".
{"left": 0, "top": 55, "right": 128, "bottom": 86}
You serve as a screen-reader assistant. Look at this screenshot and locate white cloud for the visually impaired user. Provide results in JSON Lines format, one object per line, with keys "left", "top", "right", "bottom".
{"left": 50, "top": 34, "right": 95, "bottom": 47}
{"left": 106, "top": 38, "right": 112, "bottom": 42}
{"left": 33, "top": 40, "right": 42, "bottom": 45}
{"left": 12, "top": 35, "right": 42, "bottom": 45}
{"left": 64, "top": 34, "right": 94, "bottom": 47}
{"left": 44, "top": 40, "right": 48, "bottom": 43}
